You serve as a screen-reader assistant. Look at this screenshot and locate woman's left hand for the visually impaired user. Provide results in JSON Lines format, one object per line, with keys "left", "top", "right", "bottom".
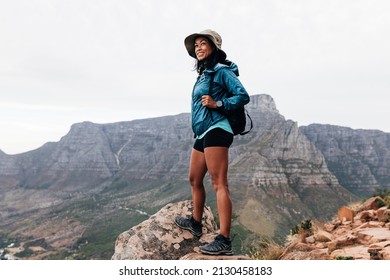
{"left": 201, "top": 95, "right": 217, "bottom": 109}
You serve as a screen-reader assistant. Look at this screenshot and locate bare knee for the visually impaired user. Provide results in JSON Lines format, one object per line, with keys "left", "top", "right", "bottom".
{"left": 211, "top": 180, "right": 229, "bottom": 193}
{"left": 189, "top": 175, "right": 204, "bottom": 189}
{"left": 210, "top": 175, "right": 229, "bottom": 193}
{"left": 214, "top": 184, "right": 230, "bottom": 194}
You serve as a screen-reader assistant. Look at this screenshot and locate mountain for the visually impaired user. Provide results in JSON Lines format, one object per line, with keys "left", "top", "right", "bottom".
{"left": 0, "top": 94, "right": 388, "bottom": 259}
{"left": 300, "top": 124, "right": 390, "bottom": 197}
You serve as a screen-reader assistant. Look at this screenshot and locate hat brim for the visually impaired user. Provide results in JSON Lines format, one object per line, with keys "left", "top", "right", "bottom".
{"left": 184, "top": 33, "right": 224, "bottom": 59}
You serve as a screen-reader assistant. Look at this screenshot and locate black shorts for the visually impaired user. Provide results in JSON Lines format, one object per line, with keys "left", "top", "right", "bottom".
{"left": 193, "top": 128, "right": 234, "bottom": 153}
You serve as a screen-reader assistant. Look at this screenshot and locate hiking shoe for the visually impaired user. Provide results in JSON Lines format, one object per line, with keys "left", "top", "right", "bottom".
{"left": 199, "top": 234, "right": 233, "bottom": 255}
{"left": 174, "top": 215, "right": 203, "bottom": 237}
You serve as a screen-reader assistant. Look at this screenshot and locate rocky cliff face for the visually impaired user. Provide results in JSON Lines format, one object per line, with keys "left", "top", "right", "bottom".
{"left": 300, "top": 124, "right": 390, "bottom": 196}
{"left": 0, "top": 94, "right": 387, "bottom": 259}
{"left": 1, "top": 114, "right": 194, "bottom": 190}
{"left": 226, "top": 95, "right": 356, "bottom": 240}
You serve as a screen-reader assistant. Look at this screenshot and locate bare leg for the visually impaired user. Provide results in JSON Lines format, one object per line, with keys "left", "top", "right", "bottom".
{"left": 188, "top": 148, "right": 208, "bottom": 222}
{"left": 204, "top": 146, "right": 231, "bottom": 238}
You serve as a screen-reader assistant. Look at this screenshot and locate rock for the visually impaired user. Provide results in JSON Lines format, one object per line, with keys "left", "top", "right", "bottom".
{"left": 377, "top": 207, "right": 390, "bottom": 222}
{"left": 380, "top": 241, "right": 390, "bottom": 259}
{"left": 280, "top": 201, "right": 390, "bottom": 260}
{"left": 279, "top": 242, "right": 331, "bottom": 260}
{"left": 330, "top": 245, "right": 369, "bottom": 260}
{"left": 314, "top": 230, "right": 332, "bottom": 242}
{"left": 368, "top": 244, "right": 384, "bottom": 260}
{"left": 334, "top": 233, "right": 358, "bottom": 247}
{"left": 357, "top": 228, "right": 390, "bottom": 243}
{"left": 338, "top": 206, "right": 355, "bottom": 222}
{"left": 358, "top": 196, "right": 386, "bottom": 211}
{"left": 323, "top": 223, "right": 336, "bottom": 232}
{"left": 356, "top": 210, "right": 376, "bottom": 222}
{"left": 112, "top": 200, "right": 220, "bottom": 260}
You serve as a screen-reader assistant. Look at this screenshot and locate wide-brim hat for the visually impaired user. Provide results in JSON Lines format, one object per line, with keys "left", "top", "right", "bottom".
{"left": 184, "top": 29, "right": 226, "bottom": 58}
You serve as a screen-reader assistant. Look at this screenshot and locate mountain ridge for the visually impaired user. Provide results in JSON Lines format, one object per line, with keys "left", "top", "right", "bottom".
{"left": 0, "top": 94, "right": 388, "bottom": 259}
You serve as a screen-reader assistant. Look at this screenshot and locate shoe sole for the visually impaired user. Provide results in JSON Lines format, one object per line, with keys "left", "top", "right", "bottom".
{"left": 199, "top": 248, "right": 233, "bottom": 256}
{"left": 174, "top": 220, "right": 202, "bottom": 237}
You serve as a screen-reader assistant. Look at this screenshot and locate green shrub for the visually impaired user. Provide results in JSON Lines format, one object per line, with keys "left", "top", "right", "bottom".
{"left": 14, "top": 248, "right": 34, "bottom": 258}
{"left": 290, "top": 225, "right": 300, "bottom": 235}
{"left": 301, "top": 219, "right": 312, "bottom": 231}
{"left": 375, "top": 199, "right": 386, "bottom": 208}
{"left": 290, "top": 219, "right": 312, "bottom": 235}
{"left": 372, "top": 188, "right": 390, "bottom": 199}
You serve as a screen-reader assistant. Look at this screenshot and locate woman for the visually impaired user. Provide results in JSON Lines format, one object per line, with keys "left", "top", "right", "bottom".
{"left": 175, "top": 29, "right": 250, "bottom": 255}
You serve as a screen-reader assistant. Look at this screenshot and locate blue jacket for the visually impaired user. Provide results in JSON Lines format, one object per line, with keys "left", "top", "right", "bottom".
{"left": 191, "top": 62, "right": 250, "bottom": 136}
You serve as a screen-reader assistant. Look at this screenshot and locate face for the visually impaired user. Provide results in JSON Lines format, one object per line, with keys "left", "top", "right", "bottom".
{"left": 194, "top": 36, "right": 214, "bottom": 61}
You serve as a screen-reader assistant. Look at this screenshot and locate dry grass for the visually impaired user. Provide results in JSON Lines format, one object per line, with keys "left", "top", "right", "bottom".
{"left": 249, "top": 240, "right": 285, "bottom": 260}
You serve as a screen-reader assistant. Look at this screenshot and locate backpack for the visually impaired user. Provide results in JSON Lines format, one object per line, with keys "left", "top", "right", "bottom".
{"left": 208, "top": 72, "right": 253, "bottom": 136}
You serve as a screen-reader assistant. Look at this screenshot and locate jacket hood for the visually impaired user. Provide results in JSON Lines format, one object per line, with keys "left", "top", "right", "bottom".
{"left": 207, "top": 61, "right": 239, "bottom": 77}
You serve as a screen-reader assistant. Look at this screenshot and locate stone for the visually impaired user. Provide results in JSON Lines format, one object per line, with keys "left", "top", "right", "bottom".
{"left": 330, "top": 245, "right": 370, "bottom": 260}
{"left": 357, "top": 228, "right": 390, "bottom": 243}
{"left": 279, "top": 242, "right": 330, "bottom": 260}
{"left": 368, "top": 244, "right": 384, "bottom": 260}
{"left": 356, "top": 210, "right": 376, "bottom": 222}
{"left": 314, "top": 230, "right": 332, "bottom": 242}
{"left": 323, "top": 223, "right": 336, "bottom": 232}
{"left": 377, "top": 207, "right": 390, "bottom": 222}
{"left": 358, "top": 196, "right": 386, "bottom": 211}
{"left": 280, "top": 197, "right": 390, "bottom": 260}
{"left": 338, "top": 206, "right": 355, "bottom": 222}
{"left": 112, "top": 200, "right": 218, "bottom": 260}
{"left": 333, "top": 233, "right": 358, "bottom": 247}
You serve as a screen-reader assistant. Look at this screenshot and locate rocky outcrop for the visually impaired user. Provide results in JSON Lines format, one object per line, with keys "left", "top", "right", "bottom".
{"left": 280, "top": 196, "right": 390, "bottom": 260}
{"left": 113, "top": 196, "right": 390, "bottom": 260}
{"left": 112, "top": 200, "right": 250, "bottom": 260}
{"left": 301, "top": 124, "right": 390, "bottom": 196}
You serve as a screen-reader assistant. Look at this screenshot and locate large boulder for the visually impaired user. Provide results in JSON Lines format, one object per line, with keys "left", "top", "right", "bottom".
{"left": 112, "top": 200, "right": 218, "bottom": 260}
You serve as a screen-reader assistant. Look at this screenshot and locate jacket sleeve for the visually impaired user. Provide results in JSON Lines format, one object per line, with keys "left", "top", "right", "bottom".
{"left": 217, "top": 68, "right": 250, "bottom": 111}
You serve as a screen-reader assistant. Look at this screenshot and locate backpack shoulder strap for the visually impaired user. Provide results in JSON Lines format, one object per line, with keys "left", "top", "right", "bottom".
{"left": 207, "top": 72, "right": 215, "bottom": 96}
{"left": 239, "top": 109, "right": 253, "bottom": 135}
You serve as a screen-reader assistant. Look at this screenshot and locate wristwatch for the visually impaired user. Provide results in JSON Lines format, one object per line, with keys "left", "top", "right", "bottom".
{"left": 216, "top": 100, "right": 224, "bottom": 109}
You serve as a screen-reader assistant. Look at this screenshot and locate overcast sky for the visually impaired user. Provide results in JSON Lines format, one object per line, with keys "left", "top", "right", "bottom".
{"left": 1, "top": 0, "right": 389, "bottom": 154}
